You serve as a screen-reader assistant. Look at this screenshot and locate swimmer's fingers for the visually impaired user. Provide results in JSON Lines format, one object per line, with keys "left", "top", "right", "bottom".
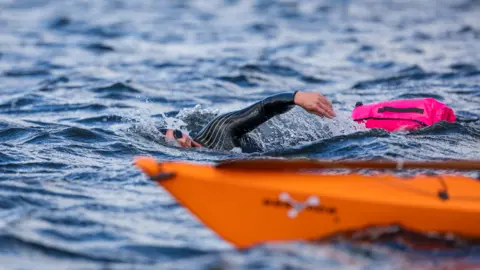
{"left": 311, "top": 100, "right": 335, "bottom": 118}
{"left": 311, "top": 104, "right": 332, "bottom": 119}
{"left": 316, "top": 96, "right": 335, "bottom": 118}
{"left": 318, "top": 103, "right": 336, "bottom": 118}
{"left": 319, "top": 97, "right": 334, "bottom": 113}
{"left": 316, "top": 94, "right": 332, "bottom": 108}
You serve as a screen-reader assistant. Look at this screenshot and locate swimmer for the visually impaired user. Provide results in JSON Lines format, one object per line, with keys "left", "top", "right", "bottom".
{"left": 160, "top": 91, "right": 336, "bottom": 152}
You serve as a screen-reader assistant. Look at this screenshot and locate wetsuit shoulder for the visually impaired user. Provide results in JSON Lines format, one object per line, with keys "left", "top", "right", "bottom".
{"left": 193, "top": 92, "right": 296, "bottom": 151}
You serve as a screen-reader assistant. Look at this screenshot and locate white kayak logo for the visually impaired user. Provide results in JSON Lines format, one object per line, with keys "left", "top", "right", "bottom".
{"left": 278, "top": 192, "right": 320, "bottom": 219}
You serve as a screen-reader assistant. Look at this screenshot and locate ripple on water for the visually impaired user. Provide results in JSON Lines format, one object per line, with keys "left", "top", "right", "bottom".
{"left": 3, "top": 68, "right": 51, "bottom": 77}
{"left": 91, "top": 82, "right": 142, "bottom": 94}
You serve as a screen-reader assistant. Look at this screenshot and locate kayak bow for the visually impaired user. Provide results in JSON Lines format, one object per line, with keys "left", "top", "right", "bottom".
{"left": 135, "top": 156, "right": 480, "bottom": 248}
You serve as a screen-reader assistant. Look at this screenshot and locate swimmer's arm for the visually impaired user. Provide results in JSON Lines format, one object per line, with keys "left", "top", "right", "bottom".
{"left": 229, "top": 92, "right": 297, "bottom": 137}
{"left": 231, "top": 91, "right": 336, "bottom": 137}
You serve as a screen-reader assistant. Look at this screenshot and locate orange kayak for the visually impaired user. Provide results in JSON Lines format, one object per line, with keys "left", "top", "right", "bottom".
{"left": 134, "top": 156, "right": 480, "bottom": 248}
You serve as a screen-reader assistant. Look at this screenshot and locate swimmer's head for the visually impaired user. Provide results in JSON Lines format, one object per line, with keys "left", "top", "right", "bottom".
{"left": 159, "top": 128, "right": 202, "bottom": 148}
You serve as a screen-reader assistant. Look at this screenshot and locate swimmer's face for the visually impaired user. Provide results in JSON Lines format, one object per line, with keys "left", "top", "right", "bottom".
{"left": 160, "top": 129, "right": 202, "bottom": 148}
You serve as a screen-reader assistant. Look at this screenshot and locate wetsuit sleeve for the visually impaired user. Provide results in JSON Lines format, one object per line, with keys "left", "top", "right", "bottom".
{"left": 193, "top": 92, "right": 297, "bottom": 150}
{"left": 229, "top": 92, "right": 297, "bottom": 136}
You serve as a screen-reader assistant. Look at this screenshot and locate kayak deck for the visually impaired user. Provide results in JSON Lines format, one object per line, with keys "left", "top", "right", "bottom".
{"left": 135, "top": 157, "right": 480, "bottom": 248}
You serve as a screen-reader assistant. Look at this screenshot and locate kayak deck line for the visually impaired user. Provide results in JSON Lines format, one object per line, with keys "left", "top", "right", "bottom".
{"left": 134, "top": 156, "right": 480, "bottom": 248}
{"left": 216, "top": 158, "right": 480, "bottom": 171}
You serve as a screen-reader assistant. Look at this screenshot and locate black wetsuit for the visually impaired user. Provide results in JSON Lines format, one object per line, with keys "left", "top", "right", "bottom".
{"left": 193, "top": 92, "right": 297, "bottom": 152}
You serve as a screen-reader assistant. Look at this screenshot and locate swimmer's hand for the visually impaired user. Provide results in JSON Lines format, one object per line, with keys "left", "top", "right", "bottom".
{"left": 294, "top": 91, "right": 336, "bottom": 118}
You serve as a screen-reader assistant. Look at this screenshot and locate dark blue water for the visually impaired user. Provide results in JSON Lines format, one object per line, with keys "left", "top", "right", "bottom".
{"left": 1, "top": 0, "right": 480, "bottom": 269}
